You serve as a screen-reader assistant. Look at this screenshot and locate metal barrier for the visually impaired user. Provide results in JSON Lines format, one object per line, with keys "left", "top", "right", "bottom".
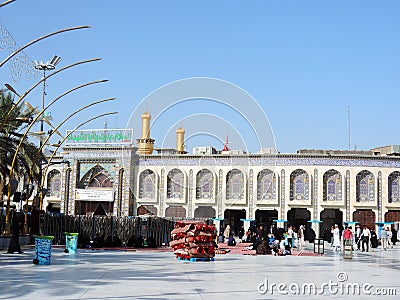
{"left": 37, "top": 214, "right": 176, "bottom": 248}
{"left": 313, "top": 238, "right": 324, "bottom": 254}
{"left": 343, "top": 239, "right": 353, "bottom": 259}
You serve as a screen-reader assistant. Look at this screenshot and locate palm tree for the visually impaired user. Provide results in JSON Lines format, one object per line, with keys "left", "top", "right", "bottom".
{"left": 0, "top": 89, "right": 43, "bottom": 212}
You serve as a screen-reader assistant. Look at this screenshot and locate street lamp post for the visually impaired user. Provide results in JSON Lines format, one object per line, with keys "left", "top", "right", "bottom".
{"left": 34, "top": 55, "right": 62, "bottom": 211}
{"left": 34, "top": 55, "right": 62, "bottom": 146}
{"left": 0, "top": 57, "right": 102, "bottom": 133}
{"left": 0, "top": 0, "right": 16, "bottom": 9}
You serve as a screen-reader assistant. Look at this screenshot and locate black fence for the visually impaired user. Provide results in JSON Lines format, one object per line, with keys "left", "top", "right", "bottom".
{"left": 0, "top": 209, "right": 4, "bottom": 235}
{"left": 0, "top": 212, "right": 212, "bottom": 248}
{"left": 40, "top": 214, "right": 176, "bottom": 248}
{"left": 0, "top": 211, "right": 176, "bottom": 248}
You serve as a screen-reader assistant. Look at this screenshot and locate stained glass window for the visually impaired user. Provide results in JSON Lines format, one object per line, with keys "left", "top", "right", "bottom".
{"left": 388, "top": 171, "right": 400, "bottom": 203}
{"left": 323, "top": 170, "right": 342, "bottom": 201}
{"left": 356, "top": 170, "right": 374, "bottom": 202}
{"left": 257, "top": 169, "right": 276, "bottom": 200}
{"left": 290, "top": 169, "right": 309, "bottom": 200}
{"left": 47, "top": 169, "right": 61, "bottom": 197}
{"left": 167, "top": 169, "right": 184, "bottom": 199}
{"left": 226, "top": 169, "right": 244, "bottom": 200}
{"left": 196, "top": 169, "right": 213, "bottom": 199}
{"left": 139, "top": 169, "right": 155, "bottom": 199}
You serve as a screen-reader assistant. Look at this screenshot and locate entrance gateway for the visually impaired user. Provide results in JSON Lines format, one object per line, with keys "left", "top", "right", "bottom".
{"left": 224, "top": 209, "right": 246, "bottom": 236}
{"left": 255, "top": 209, "right": 278, "bottom": 230}
{"left": 320, "top": 209, "right": 343, "bottom": 238}
{"left": 75, "top": 189, "right": 114, "bottom": 215}
{"left": 287, "top": 208, "right": 310, "bottom": 230}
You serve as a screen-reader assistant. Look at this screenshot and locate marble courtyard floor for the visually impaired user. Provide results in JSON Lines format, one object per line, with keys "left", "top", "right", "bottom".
{"left": 1, "top": 242, "right": 399, "bottom": 299}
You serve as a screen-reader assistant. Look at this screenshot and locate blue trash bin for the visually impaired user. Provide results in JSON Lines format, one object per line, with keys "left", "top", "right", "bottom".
{"left": 33, "top": 236, "right": 54, "bottom": 265}
{"left": 65, "top": 233, "right": 79, "bottom": 254}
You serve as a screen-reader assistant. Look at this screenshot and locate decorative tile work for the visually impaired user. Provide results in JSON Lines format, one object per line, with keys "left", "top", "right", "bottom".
{"left": 356, "top": 170, "right": 375, "bottom": 202}
{"left": 196, "top": 169, "right": 214, "bottom": 199}
{"left": 188, "top": 169, "right": 193, "bottom": 217}
{"left": 160, "top": 169, "right": 165, "bottom": 213}
{"left": 280, "top": 169, "right": 285, "bottom": 220}
{"left": 137, "top": 154, "right": 400, "bottom": 168}
{"left": 322, "top": 169, "right": 342, "bottom": 201}
{"left": 64, "top": 150, "right": 123, "bottom": 159}
{"left": 77, "top": 162, "right": 116, "bottom": 182}
{"left": 290, "top": 169, "right": 309, "bottom": 200}
{"left": 378, "top": 171, "right": 382, "bottom": 222}
{"left": 314, "top": 169, "right": 318, "bottom": 220}
{"left": 346, "top": 170, "right": 350, "bottom": 221}
{"left": 138, "top": 170, "right": 155, "bottom": 199}
{"left": 226, "top": 169, "right": 244, "bottom": 200}
{"left": 249, "top": 169, "right": 253, "bottom": 219}
{"left": 167, "top": 169, "right": 184, "bottom": 199}
{"left": 256, "top": 169, "right": 276, "bottom": 200}
{"left": 388, "top": 171, "right": 400, "bottom": 203}
{"left": 218, "top": 169, "right": 223, "bottom": 218}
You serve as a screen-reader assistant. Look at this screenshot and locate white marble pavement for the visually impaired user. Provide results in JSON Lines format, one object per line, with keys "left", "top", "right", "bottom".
{"left": 1, "top": 242, "right": 399, "bottom": 299}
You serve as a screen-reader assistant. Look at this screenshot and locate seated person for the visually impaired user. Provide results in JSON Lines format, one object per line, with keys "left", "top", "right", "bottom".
{"left": 126, "top": 235, "right": 137, "bottom": 247}
{"left": 227, "top": 235, "right": 236, "bottom": 246}
{"left": 271, "top": 239, "right": 282, "bottom": 256}
{"left": 256, "top": 238, "right": 272, "bottom": 255}
{"left": 283, "top": 244, "right": 292, "bottom": 255}
{"left": 218, "top": 233, "right": 225, "bottom": 243}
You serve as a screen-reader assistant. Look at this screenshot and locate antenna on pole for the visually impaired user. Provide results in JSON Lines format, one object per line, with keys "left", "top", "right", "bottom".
{"left": 347, "top": 107, "right": 351, "bottom": 151}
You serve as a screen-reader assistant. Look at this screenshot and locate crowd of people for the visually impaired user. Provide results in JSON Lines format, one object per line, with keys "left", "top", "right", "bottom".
{"left": 323, "top": 224, "right": 399, "bottom": 252}
{"left": 218, "top": 223, "right": 315, "bottom": 256}
{"left": 217, "top": 222, "right": 400, "bottom": 256}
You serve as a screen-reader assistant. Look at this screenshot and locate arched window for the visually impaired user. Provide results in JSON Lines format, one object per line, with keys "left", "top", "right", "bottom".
{"left": 167, "top": 169, "right": 184, "bottom": 199}
{"left": 78, "top": 165, "right": 113, "bottom": 189}
{"left": 139, "top": 169, "right": 155, "bottom": 199}
{"left": 257, "top": 169, "right": 276, "bottom": 200}
{"left": 388, "top": 171, "right": 400, "bottom": 203}
{"left": 88, "top": 173, "right": 112, "bottom": 188}
{"left": 47, "top": 169, "right": 61, "bottom": 197}
{"left": 323, "top": 169, "right": 342, "bottom": 201}
{"left": 290, "top": 169, "right": 309, "bottom": 200}
{"left": 196, "top": 169, "right": 213, "bottom": 199}
{"left": 356, "top": 170, "right": 374, "bottom": 202}
{"left": 226, "top": 169, "right": 244, "bottom": 200}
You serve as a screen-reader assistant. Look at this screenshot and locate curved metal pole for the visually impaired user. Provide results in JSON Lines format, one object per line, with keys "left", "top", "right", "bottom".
{"left": 22, "top": 98, "right": 116, "bottom": 230}
{"left": 4, "top": 79, "right": 108, "bottom": 234}
{"left": 0, "top": 57, "right": 102, "bottom": 133}
{"left": 0, "top": 25, "right": 90, "bottom": 68}
{"left": 39, "top": 112, "right": 118, "bottom": 210}
{"left": 0, "top": 0, "right": 15, "bottom": 8}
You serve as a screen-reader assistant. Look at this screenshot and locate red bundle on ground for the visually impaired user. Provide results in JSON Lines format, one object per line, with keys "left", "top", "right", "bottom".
{"left": 170, "top": 221, "right": 216, "bottom": 260}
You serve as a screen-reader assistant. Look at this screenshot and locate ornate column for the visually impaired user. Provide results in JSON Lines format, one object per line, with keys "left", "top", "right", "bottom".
{"left": 218, "top": 169, "right": 223, "bottom": 218}
{"left": 378, "top": 171, "right": 382, "bottom": 223}
{"left": 188, "top": 169, "right": 193, "bottom": 218}
{"left": 346, "top": 170, "right": 350, "bottom": 221}
{"left": 313, "top": 169, "right": 318, "bottom": 220}
{"left": 280, "top": 169, "right": 285, "bottom": 220}
{"left": 248, "top": 169, "right": 253, "bottom": 219}
{"left": 160, "top": 169, "right": 165, "bottom": 217}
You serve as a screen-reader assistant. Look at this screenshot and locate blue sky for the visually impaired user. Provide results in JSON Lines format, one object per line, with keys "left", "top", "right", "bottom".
{"left": 1, "top": 1, "right": 399, "bottom": 153}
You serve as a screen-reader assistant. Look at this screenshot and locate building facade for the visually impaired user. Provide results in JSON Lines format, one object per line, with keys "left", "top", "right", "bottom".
{"left": 40, "top": 112, "right": 400, "bottom": 237}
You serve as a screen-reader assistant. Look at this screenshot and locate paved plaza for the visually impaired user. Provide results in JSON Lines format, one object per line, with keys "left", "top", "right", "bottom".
{"left": 1, "top": 242, "right": 399, "bottom": 299}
